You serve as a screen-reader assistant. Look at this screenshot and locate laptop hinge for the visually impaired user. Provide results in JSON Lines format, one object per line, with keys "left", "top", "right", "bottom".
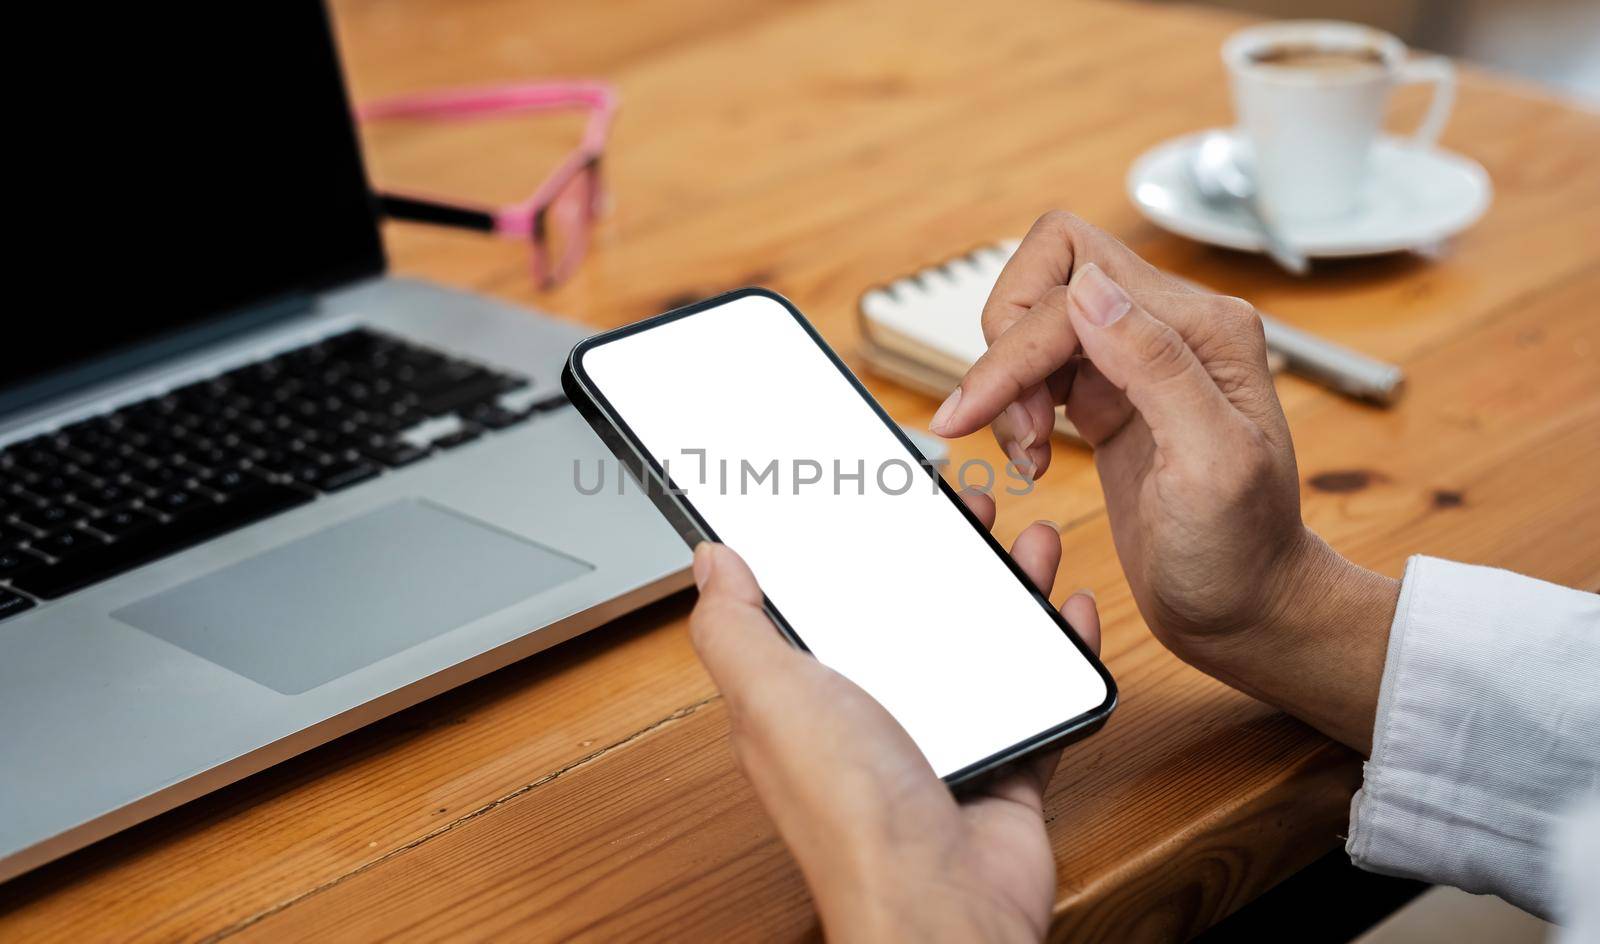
{"left": 0, "top": 293, "right": 319, "bottom": 423}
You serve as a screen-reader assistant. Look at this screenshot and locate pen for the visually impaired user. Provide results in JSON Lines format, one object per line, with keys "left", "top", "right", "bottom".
{"left": 1258, "top": 311, "right": 1407, "bottom": 405}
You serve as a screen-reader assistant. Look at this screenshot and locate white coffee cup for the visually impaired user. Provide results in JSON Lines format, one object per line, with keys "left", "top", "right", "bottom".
{"left": 1223, "top": 20, "right": 1455, "bottom": 222}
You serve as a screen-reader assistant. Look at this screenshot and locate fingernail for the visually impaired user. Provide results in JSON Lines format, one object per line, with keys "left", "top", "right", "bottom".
{"left": 1004, "top": 402, "right": 1036, "bottom": 449}
{"left": 1028, "top": 441, "right": 1050, "bottom": 474}
{"left": 1037, "top": 519, "right": 1063, "bottom": 533}
{"left": 692, "top": 542, "right": 715, "bottom": 590}
{"left": 1074, "top": 587, "right": 1096, "bottom": 601}
{"left": 1005, "top": 440, "right": 1035, "bottom": 480}
{"left": 930, "top": 386, "right": 962, "bottom": 435}
{"left": 1074, "top": 263, "right": 1131, "bottom": 327}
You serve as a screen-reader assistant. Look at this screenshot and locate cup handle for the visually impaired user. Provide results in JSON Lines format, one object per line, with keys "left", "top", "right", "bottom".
{"left": 1396, "top": 55, "right": 1456, "bottom": 147}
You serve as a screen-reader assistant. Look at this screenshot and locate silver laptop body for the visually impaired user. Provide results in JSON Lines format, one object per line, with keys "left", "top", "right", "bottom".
{"left": 0, "top": 275, "right": 689, "bottom": 883}
{"left": 0, "top": 4, "right": 687, "bottom": 882}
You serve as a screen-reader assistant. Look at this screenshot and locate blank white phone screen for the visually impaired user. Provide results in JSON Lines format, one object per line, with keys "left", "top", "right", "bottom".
{"left": 581, "top": 294, "right": 1108, "bottom": 777}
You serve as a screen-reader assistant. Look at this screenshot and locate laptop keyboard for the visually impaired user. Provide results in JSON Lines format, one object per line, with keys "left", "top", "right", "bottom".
{"left": 0, "top": 328, "right": 562, "bottom": 614}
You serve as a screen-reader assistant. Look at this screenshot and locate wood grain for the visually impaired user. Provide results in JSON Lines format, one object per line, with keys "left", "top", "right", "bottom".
{"left": 2, "top": 0, "right": 1597, "bottom": 940}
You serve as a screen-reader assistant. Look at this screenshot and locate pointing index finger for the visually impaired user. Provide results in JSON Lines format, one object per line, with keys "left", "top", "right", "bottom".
{"left": 934, "top": 283, "right": 1079, "bottom": 438}
{"left": 979, "top": 215, "right": 1081, "bottom": 344}
{"left": 932, "top": 212, "right": 1194, "bottom": 439}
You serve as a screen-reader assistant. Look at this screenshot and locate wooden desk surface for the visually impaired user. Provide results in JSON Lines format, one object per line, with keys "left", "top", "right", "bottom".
{"left": 3, "top": 0, "right": 1597, "bottom": 940}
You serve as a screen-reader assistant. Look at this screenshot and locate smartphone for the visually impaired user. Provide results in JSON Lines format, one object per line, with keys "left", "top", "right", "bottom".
{"left": 563, "top": 288, "right": 1115, "bottom": 786}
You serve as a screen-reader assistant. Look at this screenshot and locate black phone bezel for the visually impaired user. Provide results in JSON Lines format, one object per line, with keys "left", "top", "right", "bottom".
{"left": 562, "top": 286, "right": 1117, "bottom": 789}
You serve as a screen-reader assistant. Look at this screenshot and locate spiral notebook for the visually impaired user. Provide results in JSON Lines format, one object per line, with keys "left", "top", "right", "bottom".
{"left": 858, "top": 241, "right": 1285, "bottom": 443}
{"left": 857, "top": 240, "right": 1085, "bottom": 438}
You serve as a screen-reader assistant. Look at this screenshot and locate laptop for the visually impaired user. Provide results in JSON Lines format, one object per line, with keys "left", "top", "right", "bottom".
{"left": 0, "top": 3, "right": 688, "bottom": 881}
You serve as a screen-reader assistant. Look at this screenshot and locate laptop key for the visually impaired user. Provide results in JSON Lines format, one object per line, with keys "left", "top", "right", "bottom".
{"left": 13, "top": 503, "right": 77, "bottom": 534}
{"left": 11, "top": 485, "right": 314, "bottom": 599}
{"left": 363, "top": 442, "right": 431, "bottom": 468}
{"left": 463, "top": 403, "right": 526, "bottom": 430}
{"left": 151, "top": 486, "right": 210, "bottom": 518}
{"left": 0, "top": 549, "right": 46, "bottom": 580}
{"left": 184, "top": 444, "right": 233, "bottom": 470}
{"left": 82, "top": 452, "right": 133, "bottom": 479}
{"left": 318, "top": 461, "right": 381, "bottom": 493}
{"left": 203, "top": 467, "right": 265, "bottom": 497}
{"left": 0, "top": 590, "right": 34, "bottom": 622}
{"left": 293, "top": 457, "right": 369, "bottom": 491}
{"left": 417, "top": 374, "right": 503, "bottom": 417}
{"left": 11, "top": 448, "right": 65, "bottom": 477}
{"left": 19, "top": 472, "right": 79, "bottom": 501}
{"left": 74, "top": 482, "right": 137, "bottom": 513}
{"left": 431, "top": 426, "right": 483, "bottom": 451}
{"left": 86, "top": 507, "right": 160, "bottom": 539}
{"left": 128, "top": 466, "right": 191, "bottom": 492}
{"left": 35, "top": 529, "right": 102, "bottom": 560}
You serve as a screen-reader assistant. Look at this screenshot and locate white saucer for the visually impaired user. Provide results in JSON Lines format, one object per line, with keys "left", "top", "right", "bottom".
{"left": 1126, "top": 129, "right": 1492, "bottom": 258}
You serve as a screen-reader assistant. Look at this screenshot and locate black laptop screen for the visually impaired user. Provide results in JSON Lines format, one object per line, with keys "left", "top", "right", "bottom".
{"left": 4, "top": 2, "right": 384, "bottom": 412}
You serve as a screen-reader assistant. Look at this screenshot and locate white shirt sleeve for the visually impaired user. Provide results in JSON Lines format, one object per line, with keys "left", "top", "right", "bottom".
{"left": 1346, "top": 556, "right": 1600, "bottom": 920}
{"left": 1553, "top": 797, "right": 1600, "bottom": 944}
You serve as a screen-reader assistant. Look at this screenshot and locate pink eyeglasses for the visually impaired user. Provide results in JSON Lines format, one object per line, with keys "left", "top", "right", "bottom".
{"left": 359, "top": 81, "right": 619, "bottom": 289}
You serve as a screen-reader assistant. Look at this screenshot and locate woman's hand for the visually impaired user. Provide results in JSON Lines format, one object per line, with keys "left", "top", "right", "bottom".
{"left": 689, "top": 489, "right": 1099, "bottom": 944}
{"left": 929, "top": 211, "right": 1399, "bottom": 753}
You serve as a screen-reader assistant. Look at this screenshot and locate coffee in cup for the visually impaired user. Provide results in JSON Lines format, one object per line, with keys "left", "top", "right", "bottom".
{"left": 1249, "top": 44, "right": 1386, "bottom": 75}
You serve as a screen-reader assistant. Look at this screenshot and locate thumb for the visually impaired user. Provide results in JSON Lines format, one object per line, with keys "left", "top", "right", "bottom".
{"left": 689, "top": 543, "right": 798, "bottom": 691}
{"left": 693, "top": 541, "right": 764, "bottom": 606}
{"left": 1065, "top": 263, "right": 1236, "bottom": 451}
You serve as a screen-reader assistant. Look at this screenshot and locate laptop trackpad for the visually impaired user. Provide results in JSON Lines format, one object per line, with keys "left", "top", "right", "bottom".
{"left": 114, "top": 500, "right": 593, "bottom": 695}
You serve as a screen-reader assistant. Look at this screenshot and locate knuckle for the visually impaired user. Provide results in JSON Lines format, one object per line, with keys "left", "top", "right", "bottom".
{"left": 1217, "top": 424, "right": 1280, "bottom": 498}
{"left": 1237, "top": 425, "right": 1279, "bottom": 484}
{"left": 981, "top": 295, "right": 1027, "bottom": 338}
{"left": 1134, "top": 319, "right": 1192, "bottom": 377}
{"left": 1216, "top": 294, "right": 1255, "bottom": 323}
{"left": 1205, "top": 358, "right": 1259, "bottom": 399}
{"left": 1033, "top": 210, "right": 1092, "bottom": 248}
{"left": 979, "top": 304, "right": 1008, "bottom": 337}
{"left": 1194, "top": 297, "right": 1271, "bottom": 390}
{"left": 1034, "top": 209, "right": 1081, "bottom": 234}
{"left": 1222, "top": 297, "right": 1268, "bottom": 344}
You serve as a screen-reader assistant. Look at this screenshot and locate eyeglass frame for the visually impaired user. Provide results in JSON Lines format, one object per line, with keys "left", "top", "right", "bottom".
{"left": 358, "top": 80, "right": 620, "bottom": 289}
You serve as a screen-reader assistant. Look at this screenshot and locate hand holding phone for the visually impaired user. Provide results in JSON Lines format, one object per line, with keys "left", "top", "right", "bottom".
{"left": 686, "top": 504, "right": 1101, "bottom": 940}
{"left": 564, "top": 289, "right": 1115, "bottom": 784}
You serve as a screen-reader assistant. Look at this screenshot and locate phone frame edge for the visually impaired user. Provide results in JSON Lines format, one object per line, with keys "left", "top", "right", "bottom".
{"left": 562, "top": 287, "right": 1118, "bottom": 790}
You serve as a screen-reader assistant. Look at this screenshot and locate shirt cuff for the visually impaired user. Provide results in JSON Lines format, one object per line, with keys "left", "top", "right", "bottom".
{"left": 1346, "top": 555, "right": 1600, "bottom": 920}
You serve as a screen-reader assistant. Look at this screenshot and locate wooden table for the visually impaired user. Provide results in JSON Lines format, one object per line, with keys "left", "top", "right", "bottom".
{"left": 4, "top": 0, "right": 1597, "bottom": 939}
